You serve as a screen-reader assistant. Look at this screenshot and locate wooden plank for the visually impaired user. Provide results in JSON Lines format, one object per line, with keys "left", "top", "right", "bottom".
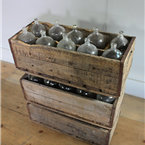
{"left": 21, "top": 78, "right": 113, "bottom": 128}
{"left": 11, "top": 40, "right": 121, "bottom": 96}
{"left": 28, "top": 102, "right": 110, "bottom": 145}
{"left": 117, "top": 37, "right": 136, "bottom": 96}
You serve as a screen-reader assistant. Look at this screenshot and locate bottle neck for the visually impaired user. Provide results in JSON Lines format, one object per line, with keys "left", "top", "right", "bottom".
{"left": 34, "top": 18, "right": 39, "bottom": 24}
{"left": 62, "top": 33, "right": 69, "bottom": 41}
{"left": 93, "top": 27, "right": 99, "bottom": 35}
{"left": 72, "top": 25, "right": 77, "bottom": 32}
{"left": 22, "top": 27, "right": 28, "bottom": 34}
{"left": 85, "top": 38, "right": 91, "bottom": 46}
{"left": 54, "top": 20, "right": 59, "bottom": 27}
{"left": 110, "top": 43, "right": 117, "bottom": 51}
{"left": 118, "top": 31, "right": 124, "bottom": 38}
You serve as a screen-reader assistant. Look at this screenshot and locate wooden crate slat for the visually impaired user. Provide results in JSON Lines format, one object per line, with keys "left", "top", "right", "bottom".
{"left": 27, "top": 102, "right": 110, "bottom": 145}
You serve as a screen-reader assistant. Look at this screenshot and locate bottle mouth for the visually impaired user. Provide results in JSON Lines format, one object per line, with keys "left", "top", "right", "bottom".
{"left": 34, "top": 18, "right": 39, "bottom": 24}
{"left": 73, "top": 24, "right": 77, "bottom": 30}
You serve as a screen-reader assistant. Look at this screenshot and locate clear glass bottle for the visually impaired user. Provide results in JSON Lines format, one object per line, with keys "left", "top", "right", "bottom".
{"left": 28, "top": 74, "right": 44, "bottom": 83}
{"left": 44, "top": 79, "right": 58, "bottom": 87}
{"left": 48, "top": 20, "right": 66, "bottom": 41}
{"left": 102, "top": 43, "right": 123, "bottom": 60}
{"left": 30, "top": 18, "right": 46, "bottom": 37}
{"left": 111, "top": 31, "right": 128, "bottom": 52}
{"left": 57, "top": 33, "right": 76, "bottom": 51}
{"left": 76, "top": 89, "right": 96, "bottom": 99}
{"left": 87, "top": 27, "right": 106, "bottom": 49}
{"left": 67, "top": 25, "right": 84, "bottom": 45}
{"left": 18, "top": 27, "right": 36, "bottom": 44}
{"left": 77, "top": 38, "right": 98, "bottom": 55}
{"left": 36, "top": 30, "right": 56, "bottom": 46}
{"left": 58, "top": 83, "right": 75, "bottom": 92}
{"left": 97, "top": 94, "right": 115, "bottom": 104}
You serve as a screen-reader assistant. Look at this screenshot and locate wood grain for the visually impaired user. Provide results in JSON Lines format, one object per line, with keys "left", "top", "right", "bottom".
{"left": 21, "top": 77, "right": 113, "bottom": 128}
{"left": 28, "top": 102, "right": 110, "bottom": 145}
{"left": 8, "top": 21, "right": 135, "bottom": 97}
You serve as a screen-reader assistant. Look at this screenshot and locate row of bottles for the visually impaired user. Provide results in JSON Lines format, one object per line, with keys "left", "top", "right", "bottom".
{"left": 18, "top": 18, "right": 128, "bottom": 60}
{"left": 27, "top": 74, "right": 115, "bottom": 104}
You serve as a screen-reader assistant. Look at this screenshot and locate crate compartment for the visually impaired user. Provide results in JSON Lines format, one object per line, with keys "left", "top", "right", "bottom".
{"left": 9, "top": 21, "right": 136, "bottom": 97}
{"left": 27, "top": 102, "right": 119, "bottom": 145}
{"left": 21, "top": 74, "right": 125, "bottom": 128}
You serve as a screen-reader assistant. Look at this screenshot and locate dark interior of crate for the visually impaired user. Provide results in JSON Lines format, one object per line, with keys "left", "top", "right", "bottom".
{"left": 23, "top": 74, "right": 116, "bottom": 105}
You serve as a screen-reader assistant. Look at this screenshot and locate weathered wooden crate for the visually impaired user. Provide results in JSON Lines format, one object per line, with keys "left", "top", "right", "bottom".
{"left": 9, "top": 21, "right": 136, "bottom": 97}
{"left": 20, "top": 74, "right": 125, "bottom": 129}
{"left": 27, "top": 102, "right": 120, "bottom": 145}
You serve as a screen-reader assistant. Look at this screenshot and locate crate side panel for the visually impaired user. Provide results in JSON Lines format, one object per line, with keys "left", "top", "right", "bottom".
{"left": 11, "top": 40, "right": 120, "bottom": 96}
{"left": 22, "top": 79, "right": 113, "bottom": 127}
{"left": 28, "top": 103, "right": 109, "bottom": 145}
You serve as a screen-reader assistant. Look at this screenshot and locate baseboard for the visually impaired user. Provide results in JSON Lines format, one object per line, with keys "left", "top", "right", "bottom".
{"left": 1, "top": 47, "right": 14, "bottom": 63}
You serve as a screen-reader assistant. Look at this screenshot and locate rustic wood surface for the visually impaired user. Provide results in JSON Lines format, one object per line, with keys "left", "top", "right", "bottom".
{"left": 28, "top": 102, "right": 110, "bottom": 145}
{"left": 21, "top": 75, "right": 114, "bottom": 128}
{"left": 9, "top": 21, "right": 135, "bottom": 97}
{"left": 1, "top": 61, "right": 145, "bottom": 145}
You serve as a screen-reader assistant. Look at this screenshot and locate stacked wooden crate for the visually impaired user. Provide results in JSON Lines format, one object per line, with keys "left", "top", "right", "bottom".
{"left": 8, "top": 21, "right": 136, "bottom": 145}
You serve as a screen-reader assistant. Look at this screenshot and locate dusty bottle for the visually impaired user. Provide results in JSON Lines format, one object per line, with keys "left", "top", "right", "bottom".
{"left": 57, "top": 33, "right": 76, "bottom": 51}
{"left": 77, "top": 38, "right": 98, "bottom": 55}
{"left": 76, "top": 89, "right": 96, "bottom": 99}
{"left": 58, "top": 84, "right": 75, "bottom": 92}
{"left": 28, "top": 74, "right": 44, "bottom": 83}
{"left": 87, "top": 27, "right": 106, "bottom": 49}
{"left": 102, "top": 43, "right": 123, "bottom": 60}
{"left": 67, "top": 25, "right": 84, "bottom": 45}
{"left": 48, "top": 20, "right": 66, "bottom": 41}
{"left": 17, "top": 27, "right": 36, "bottom": 44}
{"left": 97, "top": 94, "right": 115, "bottom": 104}
{"left": 36, "top": 30, "right": 56, "bottom": 46}
{"left": 111, "top": 31, "right": 128, "bottom": 53}
{"left": 44, "top": 79, "right": 58, "bottom": 87}
{"left": 30, "top": 18, "right": 46, "bottom": 37}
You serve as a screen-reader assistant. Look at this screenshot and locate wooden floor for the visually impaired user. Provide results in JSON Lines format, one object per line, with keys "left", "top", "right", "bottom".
{"left": 1, "top": 61, "right": 145, "bottom": 145}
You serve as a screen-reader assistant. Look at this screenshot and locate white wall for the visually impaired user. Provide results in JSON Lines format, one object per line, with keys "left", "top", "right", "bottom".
{"left": 1, "top": 0, "right": 145, "bottom": 99}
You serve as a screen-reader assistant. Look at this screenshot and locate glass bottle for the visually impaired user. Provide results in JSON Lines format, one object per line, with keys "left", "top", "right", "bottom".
{"left": 102, "top": 43, "right": 123, "bottom": 60}
{"left": 111, "top": 31, "right": 128, "bottom": 52}
{"left": 77, "top": 38, "right": 98, "bottom": 55}
{"left": 97, "top": 94, "right": 115, "bottom": 104}
{"left": 30, "top": 18, "right": 46, "bottom": 37}
{"left": 48, "top": 20, "right": 66, "bottom": 41}
{"left": 76, "top": 89, "right": 96, "bottom": 99}
{"left": 28, "top": 74, "right": 44, "bottom": 83}
{"left": 87, "top": 27, "right": 106, "bottom": 49}
{"left": 36, "top": 30, "right": 56, "bottom": 46}
{"left": 58, "top": 83, "right": 75, "bottom": 92}
{"left": 67, "top": 25, "right": 84, "bottom": 45}
{"left": 44, "top": 79, "right": 58, "bottom": 87}
{"left": 18, "top": 27, "right": 36, "bottom": 44}
{"left": 57, "top": 33, "right": 76, "bottom": 51}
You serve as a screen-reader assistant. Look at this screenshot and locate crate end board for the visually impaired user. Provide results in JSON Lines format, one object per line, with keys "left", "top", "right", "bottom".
{"left": 27, "top": 102, "right": 120, "bottom": 145}
{"left": 9, "top": 21, "right": 136, "bottom": 97}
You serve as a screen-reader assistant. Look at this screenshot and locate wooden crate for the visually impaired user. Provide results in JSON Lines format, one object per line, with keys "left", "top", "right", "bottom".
{"left": 20, "top": 73, "right": 125, "bottom": 129}
{"left": 9, "top": 21, "right": 136, "bottom": 97}
{"left": 27, "top": 102, "right": 120, "bottom": 145}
